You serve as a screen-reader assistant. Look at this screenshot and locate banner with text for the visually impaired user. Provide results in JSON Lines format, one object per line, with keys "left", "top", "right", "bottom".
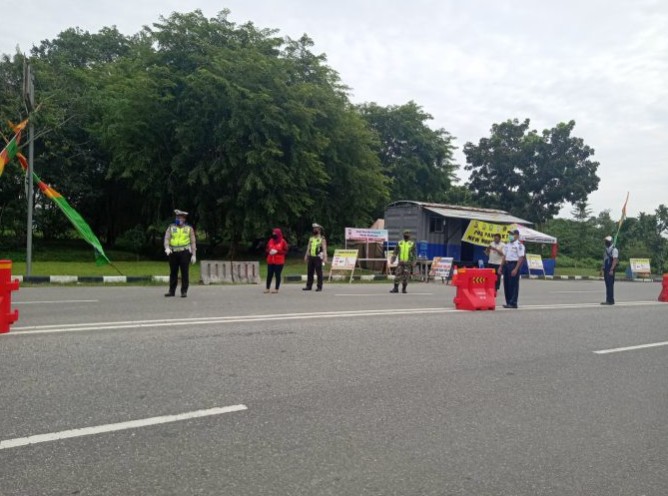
{"left": 629, "top": 258, "right": 651, "bottom": 274}
{"left": 429, "top": 257, "right": 454, "bottom": 279}
{"left": 345, "top": 228, "right": 388, "bottom": 243}
{"left": 331, "top": 249, "right": 359, "bottom": 270}
{"left": 462, "top": 220, "right": 511, "bottom": 247}
{"left": 525, "top": 254, "right": 545, "bottom": 272}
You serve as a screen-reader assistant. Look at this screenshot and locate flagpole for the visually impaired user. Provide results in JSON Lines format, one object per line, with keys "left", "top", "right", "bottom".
{"left": 23, "top": 58, "right": 35, "bottom": 278}
{"left": 612, "top": 192, "right": 629, "bottom": 247}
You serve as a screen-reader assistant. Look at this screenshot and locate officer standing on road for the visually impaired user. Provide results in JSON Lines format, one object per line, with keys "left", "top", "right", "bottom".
{"left": 499, "top": 229, "right": 525, "bottom": 308}
{"left": 485, "top": 233, "right": 505, "bottom": 293}
{"left": 303, "top": 223, "right": 327, "bottom": 292}
{"left": 163, "top": 209, "right": 196, "bottom": 298}
{"left": 601, "top": 235, "right": 619, "bottom": 305}
{"left": 390, "top": 230, "right": 417, "bottom": 294}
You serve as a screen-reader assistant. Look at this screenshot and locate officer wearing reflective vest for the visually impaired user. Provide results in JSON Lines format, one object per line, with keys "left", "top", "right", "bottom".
{"left": 163, "top": 209, "right": 197, "bottom": 298}
{"left": 303, "top": 223, "right": 327, "bottom": 292}
{"left": 390, "top": 230, "right": 417, "bottom": 293}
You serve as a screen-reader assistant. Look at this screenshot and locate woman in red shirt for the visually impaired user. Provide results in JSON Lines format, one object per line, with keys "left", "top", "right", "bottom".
{"left": 265, "top": 228, "right": 289, "bottom": 293}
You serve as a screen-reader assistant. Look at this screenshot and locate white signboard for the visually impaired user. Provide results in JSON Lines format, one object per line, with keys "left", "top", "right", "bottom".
{"left": 526, "top": 254, "right": 544, "bottom": 271}
{"left": 629, "top": 258, "right": 651, "bottom": 274}
{"left": 429, "top": 257, "right": 454, "bottom": 280}
{"left": 329, "top": 249, "right": 359, "bottom": 283}
{"left": 345, "top": 227, "right": 388, "bottom": 243}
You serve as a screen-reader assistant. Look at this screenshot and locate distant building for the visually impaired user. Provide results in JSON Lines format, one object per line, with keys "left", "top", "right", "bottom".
{"left": 384, "top": 200, "right": 531, "bottom": 263}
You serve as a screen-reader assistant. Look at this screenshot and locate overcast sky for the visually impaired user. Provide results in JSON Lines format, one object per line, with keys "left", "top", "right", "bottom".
{"left": 2, "top": 0, "right": 666, "bottom": 218}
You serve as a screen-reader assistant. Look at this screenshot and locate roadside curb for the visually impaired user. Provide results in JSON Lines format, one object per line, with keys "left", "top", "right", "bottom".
{"left": 13, "top": 275, "right": 170, "bottom": 284}
{"left": 11, "top": 274, "right": 661, "bottom": 284}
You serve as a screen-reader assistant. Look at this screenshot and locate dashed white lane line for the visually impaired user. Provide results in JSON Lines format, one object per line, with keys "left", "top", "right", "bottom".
{"left": 550, "top": 290, "right": 600, "bottom": 294}
{"left": 0, "top": 404, "right": 248, "bottom": 450}
{"left": 594, "top": 341, "right": 668, "bottom": 355}
{"left": 5, "top": 301, "right": 663, "bottom": 337}
{"left": 14, "top": 299, "right": 99, "bottom": 305}
{"left": 334, "top": 293, "right": 434, "bottom": 297}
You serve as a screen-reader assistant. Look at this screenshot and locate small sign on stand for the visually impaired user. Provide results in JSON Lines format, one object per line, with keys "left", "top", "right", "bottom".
{"left": 525, "top": 254, "right": 545, "bottom": 277}
{"left": 329, "top": 249, "right": 359, "bottom": 283}
{"left": 428, "top": 257, "right": 454, "bottom": 283}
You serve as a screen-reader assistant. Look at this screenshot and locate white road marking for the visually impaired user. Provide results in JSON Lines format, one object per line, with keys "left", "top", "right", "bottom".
{"left": 9, "top": 308, "right": 455, "bottom": 335}
{"left": 5, "top": 301, "right": 663, "bottom": 337}
{"left": 550, "top": 290, "right": 600, "bottom": 294}
{"left": 334, "top": 293, "right": 434, "bottom": 297}
{"left": 594, "top": 341, "right": 668, "bottom": 355}
{"left": 14, "top": 299, "right": 99, "bottom": 305}
{"left": 0, "top": 404, "right": 248, "bottom": 450}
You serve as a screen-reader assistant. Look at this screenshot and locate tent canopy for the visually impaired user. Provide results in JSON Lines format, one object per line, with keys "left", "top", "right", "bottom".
{"left": 511, "top": 224, "right": 557, "bottom": 244}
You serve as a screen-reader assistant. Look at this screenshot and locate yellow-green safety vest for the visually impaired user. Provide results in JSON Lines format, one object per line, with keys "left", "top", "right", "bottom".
{"left": 398, "top": 240, "right": 414, "bottom": 262}
{"left": 309, "top": 236, "right": 323, "bottom": 256}
{"left": 170, "top": 225, "right": 191, "bottom": 248}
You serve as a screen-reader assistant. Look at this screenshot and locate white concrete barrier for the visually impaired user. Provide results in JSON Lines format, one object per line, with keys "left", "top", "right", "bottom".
{"left": 200, "top": 261, "right": 233, "bottom": 285}
{"left": 231, "top": 261, "right": 260, "bottom": 284}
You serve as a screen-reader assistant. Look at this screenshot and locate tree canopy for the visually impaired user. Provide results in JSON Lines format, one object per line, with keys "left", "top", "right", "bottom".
{"left": 464, "top": 118, "right": 600, "bottom": 225}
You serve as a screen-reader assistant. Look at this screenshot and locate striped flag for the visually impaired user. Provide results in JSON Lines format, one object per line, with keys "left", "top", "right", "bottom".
{"left": 17, "top": 153, "right": 111, "bottom": 265}
{"left": 613, "top": 192, "right": 629, "bottom": 246}
{"left": 0, "top": 119, "right": 28, "bottom": 176}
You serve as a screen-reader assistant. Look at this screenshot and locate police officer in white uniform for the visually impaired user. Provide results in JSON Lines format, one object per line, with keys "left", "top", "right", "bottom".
{"left": 499, "top": 228, "right": 525, "bottom": 308}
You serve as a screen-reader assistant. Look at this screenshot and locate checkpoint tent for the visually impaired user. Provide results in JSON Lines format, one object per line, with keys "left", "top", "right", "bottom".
{"left": 509, "top": 224, "right": 557, "bottom": 245}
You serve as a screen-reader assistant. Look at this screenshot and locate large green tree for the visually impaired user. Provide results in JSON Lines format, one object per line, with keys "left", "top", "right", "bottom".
{"left": 91, "top": 10, "right": 388, "bottom": 252}
{"left": 629, "top": 205, "right": 668, "bottom": 272}
{"left": 464, "top": 119, "right": 600, "bottom": 225}
{"left": 358, "top": 101, "right": 457, "bottom": 203}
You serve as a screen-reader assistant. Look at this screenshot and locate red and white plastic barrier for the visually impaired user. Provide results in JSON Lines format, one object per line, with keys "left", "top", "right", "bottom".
{"left": 452, "top": 268, "right": 497, "bottom": 311}
{"left": 0, "top": 260, "right": 20, "bottom": 333}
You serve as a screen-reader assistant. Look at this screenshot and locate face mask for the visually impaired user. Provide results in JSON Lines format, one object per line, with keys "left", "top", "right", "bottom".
{"left": 403, "top": 236, "right": 409, "bottom": 241}
{"left": 313, "top": 230, "right": 319, "bottom": 235}
{"left": 175, "top": 218, "right": 182, "bottom": 226}
{"left": 272, "top": 234, "right": 278, "bottom": 240}
{"left": 605, "top": 241, "right": 611, "bottom": 247}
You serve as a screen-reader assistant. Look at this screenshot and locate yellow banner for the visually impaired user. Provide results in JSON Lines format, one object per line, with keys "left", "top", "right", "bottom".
{"left": 462, "top": 220, "right": 511, "bottom": 247}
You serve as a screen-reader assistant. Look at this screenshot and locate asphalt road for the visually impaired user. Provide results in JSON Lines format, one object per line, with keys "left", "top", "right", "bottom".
{"left": 1, "top": 279, "right": 667, "bottom": 495}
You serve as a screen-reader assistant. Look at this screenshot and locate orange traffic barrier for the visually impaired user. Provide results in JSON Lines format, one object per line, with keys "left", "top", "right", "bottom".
{"left": 0, "top": 260, "right": 20, "bottom": 333}
{"left": 452, "top": 268, "right": 496, "bottom": 311}
{"left": 659, "top": 274, "right": 668, "bottom": 302}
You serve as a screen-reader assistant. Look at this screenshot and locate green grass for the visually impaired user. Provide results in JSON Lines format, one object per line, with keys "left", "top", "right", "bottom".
{"left": 3, "top": 243, "right": 620, "bottom": 279}
{"left": 5, "top": 255, "right": 380, "bottom": 278}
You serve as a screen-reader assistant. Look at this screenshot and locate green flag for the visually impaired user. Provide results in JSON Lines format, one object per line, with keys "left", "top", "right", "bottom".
{"left": 18, "top": 153, "right": 110, "bottom": 265}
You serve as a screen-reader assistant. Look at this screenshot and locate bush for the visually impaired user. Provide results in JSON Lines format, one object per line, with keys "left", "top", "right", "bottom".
{"left": 115, "top": 226, "right": 146, "bottom": 259}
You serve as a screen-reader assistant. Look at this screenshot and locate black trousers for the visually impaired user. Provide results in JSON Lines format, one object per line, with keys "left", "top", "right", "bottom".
{"left": 487, "top": 263, "right": 501, "bottom": 291}
{"left": 266, "top": 264, "right": 284, "bottom": 290}
{"left": 503, "top": 261, "right": 520, "bottom": 306}
{"left": 306, "top": 256, "right": 323, "bottom": 289}
{"left": 168, "top": 250, "right": 190, "bottom": 295}
{"left": 604, "top": 270, "right": 615, "bottom": 304}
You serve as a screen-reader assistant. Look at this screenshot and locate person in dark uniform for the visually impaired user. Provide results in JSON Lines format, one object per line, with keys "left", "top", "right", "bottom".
{"left": 499, "top": 229, "right": 525, "bottom": 308}
{"left": 303, "top": 223, "right": 327, "bottom": 292}
{"left": 163, "top": 209, "right": 196, "bottom": 298}
{"left": 601, "top": 235, "right": 619, "bottom": 305}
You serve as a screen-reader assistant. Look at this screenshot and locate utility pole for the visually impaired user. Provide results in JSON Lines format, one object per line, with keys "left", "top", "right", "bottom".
{"left": 23, "top": 58, "right": 35, "bottom": 278}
